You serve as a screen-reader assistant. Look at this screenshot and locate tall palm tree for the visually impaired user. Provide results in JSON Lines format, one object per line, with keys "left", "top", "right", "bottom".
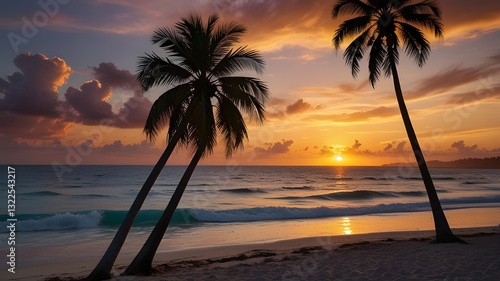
{"left": 86, "top": 36, "right": 195, "bottom": 281}
{"left": 332, "top": 0, "right": 463, "bottom": 243}
{"left": 122, "top": 14, "right": 269, "bottom": 276}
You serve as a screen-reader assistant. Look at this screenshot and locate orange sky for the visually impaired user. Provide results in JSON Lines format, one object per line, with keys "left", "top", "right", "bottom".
{"left": 0, "top": 0, "right": 499, "bottom": 166}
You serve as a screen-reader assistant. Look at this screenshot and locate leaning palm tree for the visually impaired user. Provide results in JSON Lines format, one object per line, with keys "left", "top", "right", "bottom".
{"left": 122, "top": 14, "right": 269, "bottom": 275}
{"left": 332, "top": 0, "right": 463, "bottom": 243}
{"left": 86, "top": 36, "right": 194, "bottom": 281}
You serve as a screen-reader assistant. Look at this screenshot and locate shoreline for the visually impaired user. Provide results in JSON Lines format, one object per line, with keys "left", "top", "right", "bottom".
{"left": 12, "top": 225, "right": 500, "bottom": 281}
{"left": 4, "top": 206, "right": 500, "bottom": 280}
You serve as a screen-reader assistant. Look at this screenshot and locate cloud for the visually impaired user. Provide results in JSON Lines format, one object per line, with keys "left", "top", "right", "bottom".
{"left": 308, "top": 106, "right": 399, "bottom": 122}
{"left": 2, "top": 0, "right": 498, "bottom": 53}
{"left": 92, "top": 62, "right": 141, "bottom": 95}
{"left": 451, "top": 140, "right": 478, "bottom": 154}
{"left": 408, "top": 52, "right": 500, "bottom": 101}
{"left": 268, "top": 98, "right": 320, "bottom": 119}
{"left": 286, "top": 99, "right": 313, "bottom": 114}
{"left": 65, "top": 80, "right": 115, "bottom": 124}
{"left": 0, "top": 53, "right": 152, "bottom": 140}
{"left": 383, "top": 143, "right": 393, "bottom": 151}
{"left": 66, "top": 62, "right": 152, "bottom": 127}
{"left": 99, "top": 140, "right": 157, "bottom": 153}
{"left": 0, "top": 53, "right": 73, "bottom": 138}
{"left": 349, "top": 139, "right": 362, "bottom": 151}
{"left": 114, "top": 94, "right": 153, "bottom": 128}
{"left": 0, "top": 52, "right": 71, "bottom": 117}
{"left": 0, "top": 136, "right": 163, "bottom": 165}
{"left": 0, "top": 111, "right": 70, "bottom": 139}
{"left": 254, "top": 139, "right": 294, "bottom": 156}
{"left": 382, "top": 141, "right": 407, "bottom": 154}
{"left": 439, "top": 0, "right": 500, "bottom": 43}
{"left": 318, "top": 139, "right": 410, "bottom": 158}
{"left": 446, "top": 83, "right": 500, "bottom": 105}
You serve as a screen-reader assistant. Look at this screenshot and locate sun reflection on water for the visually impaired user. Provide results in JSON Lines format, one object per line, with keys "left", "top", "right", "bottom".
{"left": 342, "top": 217, "right": 352, "bottom": 235}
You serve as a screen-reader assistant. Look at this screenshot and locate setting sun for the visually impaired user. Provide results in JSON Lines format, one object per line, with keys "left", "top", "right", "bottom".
{"left": 336, "top": 155, "right": 343, "bottom": 162}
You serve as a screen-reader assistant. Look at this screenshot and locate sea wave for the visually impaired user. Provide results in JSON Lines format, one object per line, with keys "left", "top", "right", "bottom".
{"left": 20, "top": 191, "right": 64, "bottom": 196}
{"left": 2, "top": 194, "right": 499, "bottom": 232}
{"left": 281, "top": 186, "right": 315, "bottom": 190}
{"left": 221, "top": 188, "right": 268, "bottom": 193}
{"left": 0, "top": 209, "right": 197, "bottom": 232}
{"left": 273, "top": 190, "right": 426, "bottom": 201}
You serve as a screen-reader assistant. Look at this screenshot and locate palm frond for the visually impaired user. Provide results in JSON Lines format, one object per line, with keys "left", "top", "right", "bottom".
{"left": 140, "top": 13, "right": 268, "bottom": 158}
{"left": 332, "top": 0, "right": 373, "bottom": 19}
{"left": 399, "top": 0, "right": 441, "bottom": 17}
{"left": 383, "top": 36, "right": 399, "bottom": 78}
{"left": 399, "top": 12, "right": 443, "bottom": 38}
{"left": 186, "top": 93, "right": 217, "bottom": 157}
{"left": 210, "top": 22, "right": 246, "bottom": 63}
{"left": 205, "top": 14, "right": 219, "bottom": 37}
{"left": 332, "top": 0, "right": 443, "bottom": 87}
{"left": 137, "top": 53, "right": 193, "bottom": 91}
{"left": 333, "top": 16, "right": 372, "bottom": 48}
{"left": 152, "top": 27, "right": 199, "bottom": 73}
{"left": 342, "top": 27, "right": 372, "bottom": 77}
{"left": 143, "top": 83, "right": 192, "bottom": 141}
{"left": 215, "top": 94, "right": 248, "bottom": 157}
{"left": 211, "top": 47, "right": 265, "bottom": 77}
{"left": 368, "top": 35, "right": 386, "bottom": 87}
{"left": 217, "top": 77, "right": 267, "bottom": 124}
{"left": 397, "top": 22, "right": 430, "bottom": 67}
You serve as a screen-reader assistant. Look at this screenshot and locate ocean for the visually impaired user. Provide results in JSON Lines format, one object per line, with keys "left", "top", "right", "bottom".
{"left": 1, "top": 165, "right": 499, "bottom": 266}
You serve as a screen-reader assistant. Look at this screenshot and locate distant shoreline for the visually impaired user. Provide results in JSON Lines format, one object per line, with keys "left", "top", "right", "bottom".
{"left": 382, "top": 156, "right": 500, "bottom": 169}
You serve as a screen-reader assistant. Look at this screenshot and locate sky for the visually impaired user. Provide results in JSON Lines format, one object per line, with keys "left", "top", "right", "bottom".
{"left": 0, "top": 0, "right": 499, "bottom": 166}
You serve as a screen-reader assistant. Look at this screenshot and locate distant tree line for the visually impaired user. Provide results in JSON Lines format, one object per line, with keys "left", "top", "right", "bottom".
{"left": 383, "top": 156, "right": 500, "bottom": 169}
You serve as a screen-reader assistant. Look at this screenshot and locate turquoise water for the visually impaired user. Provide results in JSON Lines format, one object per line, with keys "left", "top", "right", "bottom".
{"left": 0, "top": 165, "right": 499, "bottom": 263}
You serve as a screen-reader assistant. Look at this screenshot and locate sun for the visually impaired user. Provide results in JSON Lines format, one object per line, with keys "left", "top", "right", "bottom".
{"left": 335, "top": 155, "right": 343, "bottom": 162}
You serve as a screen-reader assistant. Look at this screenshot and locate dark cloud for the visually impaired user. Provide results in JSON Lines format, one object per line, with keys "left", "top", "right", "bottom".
{"left": 114, "top": 94, "right": 153, "bottom": 128}
{"left": 0, "top": 53, "right": 152, "bottom": 140}
{"left": 451, "top": 140, "right": 478, "bottom": 154}
{"left": 90, "top": 62, "right": 152, "bottom": 128}
{"left": 65, "top": 80, "right": 115, "bottom": 124}
{"left": 254, "top": 139, "right": 294, "bottom": 155}
{"left": 0, "top": 53, "right": 72, "bottom": 138}
{"left": 268, "top": 98, "right": 320, "bottom": 119}
{"left": 383, "top": 143, "right": 393, "bottom": 151}
{"left": 286, "top": 99, "right": 313, "bottom": 114}
{"left": 0, "top": 53, "right": 71, "bottom": 118}
{"left": 382, "top": 141, "right": 407, "bottom": 154}
{"left": 92, "top": 62, "right": 141, "bottom": 95}
{"left": 350, "top": 139, "right": 362, "bottom": 150}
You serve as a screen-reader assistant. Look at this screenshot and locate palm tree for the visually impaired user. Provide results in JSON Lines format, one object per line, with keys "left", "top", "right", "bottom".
{"left": 122, "top": 14, "right": 269, "bottom": 275}
{"left": 332, "top": 0, "right": 463, "bottom": 243}
{"left": 86, "top": 37, "right": 194, "bottom": 281}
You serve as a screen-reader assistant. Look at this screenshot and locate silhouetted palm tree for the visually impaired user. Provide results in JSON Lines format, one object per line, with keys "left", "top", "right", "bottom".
{"left": 86, "top": 29, "right": 195, "bottom": 281}
{"left": 332, "top": 0, "right": 463, "bottom": 243}
{"left": 122, "top": 14, "right": 269, "bottom": 275}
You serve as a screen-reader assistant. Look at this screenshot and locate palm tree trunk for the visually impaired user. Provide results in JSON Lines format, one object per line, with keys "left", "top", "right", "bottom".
{"left": 86, "top": 130, "right": 183, "bottom": 281}
{"left": 123, "top": 146, "right": 205, "bottom": 276}
{"left": 389, "top": 50, "right": 464, "bottom": 243}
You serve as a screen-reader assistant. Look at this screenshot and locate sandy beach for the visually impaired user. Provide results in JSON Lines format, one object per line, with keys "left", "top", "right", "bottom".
{"left": 13, "top": 225, "right": 499, "bottom": 281}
